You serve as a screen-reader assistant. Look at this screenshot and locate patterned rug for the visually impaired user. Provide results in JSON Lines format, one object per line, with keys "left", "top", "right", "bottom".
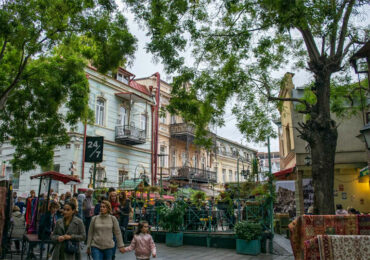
{"left": 318, "top": 235, "right": 370, "bottom": 260}
{"left": 289, "top": 215, "right": 365, "bottom": 259}
{"left": 358, "top": 215, "right": 370, "bottom": 235}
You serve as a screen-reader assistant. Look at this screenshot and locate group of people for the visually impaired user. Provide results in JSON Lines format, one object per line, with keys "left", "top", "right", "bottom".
{"left": 335, "top": 204, "right": 362, "bottom": 215}
{"left": 10, "top": 188, "right": 157, "bottom": 260}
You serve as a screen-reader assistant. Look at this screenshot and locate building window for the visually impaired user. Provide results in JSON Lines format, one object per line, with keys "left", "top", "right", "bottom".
{"left": 214, "top": 167, "right": 218, "bottom": 182}
{"left": 140, "top": 114, "right": 147, "bottom": 131}
{"left": 171, "top": 150, "right": 176, "bottom": 167}
{"left": 222, "top": 169, "right": 226, "bottom": 183}
{"left": 170, "top": 115, "right": 176, "bottom": 124}
{"left": 160, "top": 112, "right": 166, "bottom": 124}
{"left": 286, "top": 124, "right": 291, "bottom": 152}
{"left": 117, "top": 73, "right": 129, "bottom": 84}
{"left": 201, "top": 156, "right": 205, "bottom": 170}
{"left": 229, "top": 170, "right": 233, "bottom": 182}
{"left": 118, "top": 169, "right": 128, "bottom": 184}
{"left": 160, "top": 146, "right": 166, "bottom": 167}
{"left": 182, "top": 152, "right": 187, "bottom": 166}
{"left": 235, "top": 171, "right": 238, "bottom": 181}
{"left": 96, "top": 98, "right": 105, "bottom": 126}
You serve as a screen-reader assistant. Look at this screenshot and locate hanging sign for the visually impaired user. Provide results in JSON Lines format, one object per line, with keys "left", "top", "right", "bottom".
{"left": 85, "top": 136, "right": 104, "bottom": 163}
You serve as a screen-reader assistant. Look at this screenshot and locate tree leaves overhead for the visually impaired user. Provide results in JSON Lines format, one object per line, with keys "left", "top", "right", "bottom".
{"left": 0, "top": 0, "right": 137, "bottom": 171}
{"left": 125, "top": 0, "right": 368, "bottom": 145}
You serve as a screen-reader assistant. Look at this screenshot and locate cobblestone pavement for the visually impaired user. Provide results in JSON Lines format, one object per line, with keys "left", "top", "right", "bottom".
{"left": 8, "top": 235, "right": 293, "bottom": 260}
{"left": 96, "top": 243, "right": 294, "bottom": 260}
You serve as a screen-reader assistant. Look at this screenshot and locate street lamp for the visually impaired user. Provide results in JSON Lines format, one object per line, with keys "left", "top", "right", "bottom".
{"left": 158, "top": 153, "right": 168, "bottom": 196}
{"left": 360, "top": 123, "right": 370, "bottom": 150}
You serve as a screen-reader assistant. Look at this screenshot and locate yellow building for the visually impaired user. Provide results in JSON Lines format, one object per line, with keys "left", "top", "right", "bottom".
{"left": 276, "top": 73, "right": 370, "bottom": 214}
{"left": 137, "top": 76, "right": 257, "bottom": 192}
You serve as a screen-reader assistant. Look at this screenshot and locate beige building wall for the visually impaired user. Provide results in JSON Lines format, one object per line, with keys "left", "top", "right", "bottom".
{"left": 278, "top": 72, "right": 370, "bottom": 214}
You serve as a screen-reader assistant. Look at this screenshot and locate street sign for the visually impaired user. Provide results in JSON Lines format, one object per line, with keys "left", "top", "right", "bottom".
{"left": 85, "top": 136, "right": 104, "bottom": 162}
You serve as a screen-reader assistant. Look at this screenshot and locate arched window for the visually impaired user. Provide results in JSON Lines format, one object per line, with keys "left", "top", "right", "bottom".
{"left": 95, "top": 98, "right": 105, "bottom": 126}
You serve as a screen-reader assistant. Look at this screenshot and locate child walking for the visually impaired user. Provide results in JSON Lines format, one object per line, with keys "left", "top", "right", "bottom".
{"left": 124, "top": 221, "right": 156, "bottom": 260}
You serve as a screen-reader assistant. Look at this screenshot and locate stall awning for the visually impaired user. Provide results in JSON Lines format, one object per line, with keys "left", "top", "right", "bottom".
{"left": 359, "top": 166, "right": 369, "bottom": 177}
{"left": 120, "top": 179, "right": 149, "bottom": 190}
{"left": 30, "top": 171, "right": 80, "bottom": 184}
{"left": 273, "top": 166, "right": 296, "bottom": 178}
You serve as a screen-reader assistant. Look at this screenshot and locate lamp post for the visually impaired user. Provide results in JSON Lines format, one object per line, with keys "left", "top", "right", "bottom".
{"left": 237, "top": 156, "right": 249, "bottom": 221}
{"left": 158, "top": 153, "right": 168, "bottom": 197}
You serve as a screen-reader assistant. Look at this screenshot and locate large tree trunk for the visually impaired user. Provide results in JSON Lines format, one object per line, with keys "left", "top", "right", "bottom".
{"left": 304, "top": 70, "right": 338, "bottom": 215}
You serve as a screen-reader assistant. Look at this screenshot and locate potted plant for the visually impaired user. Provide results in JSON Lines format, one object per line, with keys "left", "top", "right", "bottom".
{"left": 234, "top": 221, "right": 263, "bottom": 255}
{"left": 190, "top": 190, "right": 206, "bottom": 208}
{"left": 158, "top": 201, "right": 186, "bottom": 247}
{"left": 169, "top": 184, "right": 178, "bottom": 193}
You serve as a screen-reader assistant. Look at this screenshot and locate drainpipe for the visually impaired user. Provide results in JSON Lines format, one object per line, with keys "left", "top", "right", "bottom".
{"left": 81, "top": 122, "right": 87, "bottom": 181}
{"left": 153, "top": 73, "right": 160, "bottom": 185}
{"left": 151, "top": 105, "right": 155, "bottom": 185}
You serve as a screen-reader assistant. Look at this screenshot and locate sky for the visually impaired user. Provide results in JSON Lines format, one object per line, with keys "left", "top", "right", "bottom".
{"left": 118, "top": 2, "right": 368, "bottom": 153}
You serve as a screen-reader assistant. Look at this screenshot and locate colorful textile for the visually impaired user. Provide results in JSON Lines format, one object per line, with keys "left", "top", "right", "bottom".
{"left": 303, "top": 237, "right": 320, "bottom": 260}
{"left": 289, "top": 215, "right": 360, "bottom": 260}
{"left": 358, "top": 215, "right": 370, "bottom": 235}
{"left": 315, "top": 235, "right": 370, "bottom": 260}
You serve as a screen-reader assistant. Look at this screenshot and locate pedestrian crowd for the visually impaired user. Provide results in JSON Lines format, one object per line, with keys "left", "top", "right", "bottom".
{"left": 9, "top": 188, "right": 157, "bottom": 260}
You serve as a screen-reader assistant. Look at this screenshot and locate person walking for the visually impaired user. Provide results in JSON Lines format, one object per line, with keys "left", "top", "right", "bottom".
{"left": 123, "top": 221, "right": 156, "bottom": 260}
{"left": 109, "top": 192, "right": 120, "bottom": 219}
{"left": 51, "top": 202, "right": 86, "bottom": 260}
{"left": 38, "top": 201, "right": 59, "bottom": 241}
{"left": 87, "top": 200, "right": 125, "bottom": 260}
{"left": 119, "top": 192, "right": 131, "bottom": 241}
{"left": 11, "top": 206, "right": 25, "bottom": 253}
{"left": 25, "top": 190, "right": 37, "bottom": 233}
{"left": 83, "top": 188, "right": 94, "bottom": 240}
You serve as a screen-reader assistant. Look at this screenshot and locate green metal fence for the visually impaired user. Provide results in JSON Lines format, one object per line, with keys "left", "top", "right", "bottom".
{"left": 131, "top": 199, "right": 272, "bottom": 234}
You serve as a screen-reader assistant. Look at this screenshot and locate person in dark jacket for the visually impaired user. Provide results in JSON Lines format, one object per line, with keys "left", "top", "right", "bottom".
{"left": 38, "top": 201, "right": 59, "bottom": 240}
{"left": 51, "top": 202, "right": 86, "bottom": 260}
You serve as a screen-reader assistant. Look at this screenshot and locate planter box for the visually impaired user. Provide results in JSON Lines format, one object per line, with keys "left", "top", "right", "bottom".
{"left": 165, "top": 232, "right": 183, "bottom": 247}
{"left": 236, "top": 239, "right": 261, "bottom": 255}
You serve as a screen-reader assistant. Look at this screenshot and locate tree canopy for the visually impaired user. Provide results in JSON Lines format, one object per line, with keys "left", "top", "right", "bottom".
{"left": 126, "top": 0, "right": 369, "bottom": 213}
{"left": 126, "top": 0, "right": 368, "bottom": 141}
{"left": 0, "top": 0, "right": 137, "bottom": 171}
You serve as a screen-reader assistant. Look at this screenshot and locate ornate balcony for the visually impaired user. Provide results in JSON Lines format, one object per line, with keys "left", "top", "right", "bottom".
{"left": 170, "top": 123, "right": 196, "bottom": 142}
{"left": 115, "top": 125, "right": 146, "bottom": 145}
{"left": 170, "top": 123, "right": 216, "bottom": 143}
{"left": 169, "top": 166, "right": 217, "bottom": 183}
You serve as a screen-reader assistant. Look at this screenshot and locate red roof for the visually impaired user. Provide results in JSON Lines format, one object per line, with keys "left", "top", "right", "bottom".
{"left": 273, "top": 166, "right": 296, "bottom": 179}
{"left": 30, "top": 171, "right": 81, "bottom": 184}
{"left": 130, "top": 80, "right": 150, "bottom": 95}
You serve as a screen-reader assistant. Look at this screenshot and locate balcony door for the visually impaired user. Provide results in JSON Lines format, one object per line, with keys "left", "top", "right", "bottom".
{"left": 119, "top": 106, "right": 128, "bottom": 126}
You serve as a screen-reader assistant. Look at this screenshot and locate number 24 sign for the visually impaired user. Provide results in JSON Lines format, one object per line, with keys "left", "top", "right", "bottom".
{"left": 85, "top": 136, "right": 104, "bottom": 163}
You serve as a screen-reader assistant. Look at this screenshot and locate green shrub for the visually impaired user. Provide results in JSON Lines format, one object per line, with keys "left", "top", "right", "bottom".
{"left": 234, "top": 221, "right": 263, "bottom": 241}
{"left": 158, "top": 201, "right": 187, "bottom": 233}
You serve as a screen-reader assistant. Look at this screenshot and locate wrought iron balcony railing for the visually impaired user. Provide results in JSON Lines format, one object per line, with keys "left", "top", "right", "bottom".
{"left": 115, "top": 125, "right": 146, "bottom": 145}
{"left": 169, "top": 166, "right": 217, "bottom": 183}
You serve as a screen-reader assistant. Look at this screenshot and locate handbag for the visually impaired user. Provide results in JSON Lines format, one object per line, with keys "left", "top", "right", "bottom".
{"left": 63, "top": 218, "right": 79, "bottom": 254}
{"left": 65, "top": 240, "right": 79, "bottom": 254}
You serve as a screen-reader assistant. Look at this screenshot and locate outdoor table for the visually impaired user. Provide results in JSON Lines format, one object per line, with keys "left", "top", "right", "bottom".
{"left": 21, "top": 234, "right": 53, "bottom": 260}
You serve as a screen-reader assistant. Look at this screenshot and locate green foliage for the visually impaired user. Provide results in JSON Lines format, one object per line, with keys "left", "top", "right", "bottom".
{"left": 125, "top": 0, "right": 368, "bottom": 144}
{"left": 0, "top": 0, "right": 137, "bottom": 171}
{"left": 125, "top": 0, "right": 368, "bottom": 213}
{"left": 234, "top": 221, "right": 263, "bottom": 241}
{"left": 190, "top": 190, "right": 206, "bottom": 208}
{"left": 158, "top": 201, "right": 187, "bottom": 232}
